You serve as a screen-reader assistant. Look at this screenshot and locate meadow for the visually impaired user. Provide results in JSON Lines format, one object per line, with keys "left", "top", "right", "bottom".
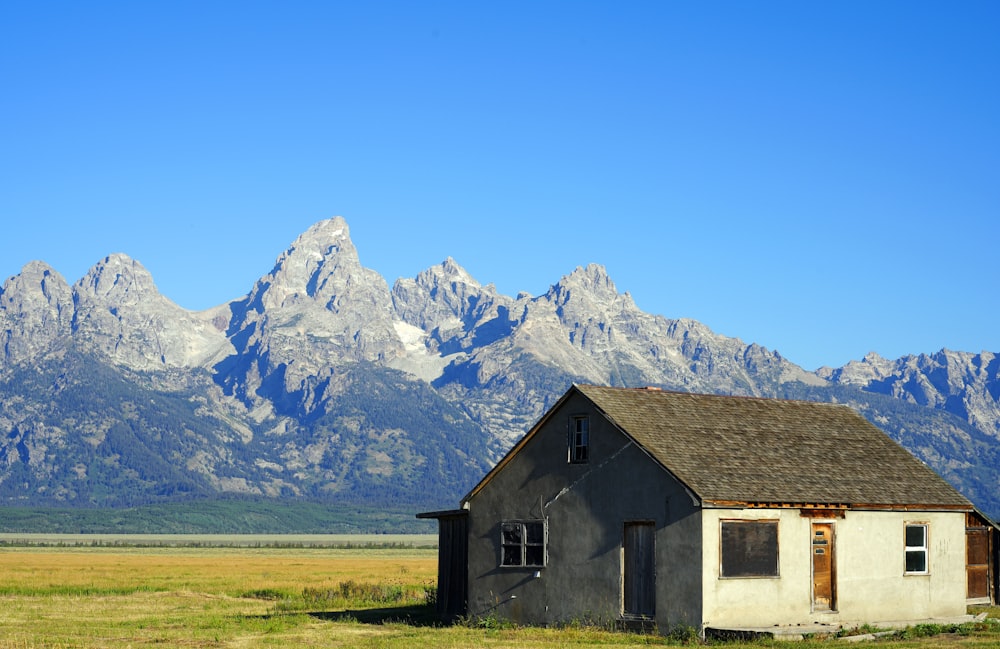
{"left": 0, "top": 537, "right": 996, "bottom": 648}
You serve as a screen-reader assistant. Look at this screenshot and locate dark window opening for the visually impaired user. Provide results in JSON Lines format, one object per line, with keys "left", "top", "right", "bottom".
{"left": 721, "top": 520, "right": 779, "bottom": 578}
{"left": 501, "top": 520, "right": 545, "bottom": 567}
{"left": 570, "top": 416, "right": 589, "bottom": 463}
{"left": 905, "top": 523, "right": 928, "bottom": 574}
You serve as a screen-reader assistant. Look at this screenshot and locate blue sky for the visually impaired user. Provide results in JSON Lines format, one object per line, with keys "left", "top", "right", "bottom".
{"left": 2, "top": 2, "right": 997, "bottom": 371}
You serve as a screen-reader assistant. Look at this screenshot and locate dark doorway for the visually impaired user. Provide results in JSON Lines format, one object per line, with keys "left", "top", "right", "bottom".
{"left": 623, "top": 521, "right": 655, "bottom": 618}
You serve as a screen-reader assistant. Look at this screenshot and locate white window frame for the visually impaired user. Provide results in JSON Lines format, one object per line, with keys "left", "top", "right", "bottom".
{"left": 904, "top": 523, "right": 929, "bottom": 575}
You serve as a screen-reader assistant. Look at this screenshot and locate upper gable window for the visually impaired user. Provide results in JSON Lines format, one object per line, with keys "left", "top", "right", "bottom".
{"left": 905, "top": 523, "right": 929, "bottom": 574}
{"left": 569, "top": 415, "right": 589, "bottom": 464}
{"left": 720, "top": 520, "right": 780, "bottom": 578}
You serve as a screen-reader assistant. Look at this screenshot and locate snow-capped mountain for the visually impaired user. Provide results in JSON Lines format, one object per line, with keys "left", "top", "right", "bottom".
{"left": 1, "top": 217, "right": 997, "bottom": 516}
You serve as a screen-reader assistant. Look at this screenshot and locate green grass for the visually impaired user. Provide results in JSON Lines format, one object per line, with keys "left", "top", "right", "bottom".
{"left": 0, "top": 544, "right": 997, "bottom": 648}
{"left": 0, "top": 499, "right": 437, "bottom": 534}
{"left": 0, "top": 532, "right": 437, "bottom": 548}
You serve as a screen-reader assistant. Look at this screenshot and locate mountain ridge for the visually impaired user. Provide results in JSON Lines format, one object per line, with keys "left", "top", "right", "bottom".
{"left": 2, "top": 216, "right": 998, "bottom": 519}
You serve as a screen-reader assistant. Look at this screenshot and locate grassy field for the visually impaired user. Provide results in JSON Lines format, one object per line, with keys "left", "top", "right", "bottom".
{"left": 0, "top": 541, "right": 996, "bottom": 648}
{"left": 0, "top": 533, "right": 438, "bottom": 548}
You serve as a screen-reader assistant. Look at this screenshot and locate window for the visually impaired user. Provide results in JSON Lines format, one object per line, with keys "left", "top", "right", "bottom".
{"left": 905, "top": 523, "right": 928, "bottom": 574}
{"left": 720, "top": 520, "right": 779, "bottom": 578}
{"left": 569, "top": 415, "right": 589, "bottom": 463}
{"left": 501, "top": 521, "right": 546, "bottom": 567}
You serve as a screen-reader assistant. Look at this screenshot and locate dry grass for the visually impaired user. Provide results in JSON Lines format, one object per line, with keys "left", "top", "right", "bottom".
{"left": 0, "top": 545, "right": 435, "bottom": 596}
{"left": 0, "top": 546, "right": 439, "bottom": 648}
{"left": 0, "top": 545, "right": 996, "bottom": 648}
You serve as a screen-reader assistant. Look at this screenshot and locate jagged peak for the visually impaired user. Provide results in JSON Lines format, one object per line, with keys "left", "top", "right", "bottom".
{"left": 241, "top": 217, "right": 395, "bottom": 317}
{"left": 547, "top": 263, "right": 619, "bottom": 304}
{"left": 276, "top": 217, "right": 357, "bottom": 268}
{"left": 0, "top": 261, "right": 72, "bottom": 307}
{"left": 257, "top": 217, "right": 362, "bottom": 297}
{"left": 3, "top": 260, "right": 66, "bottom": 290}
{"left": 76, "top": 253, "right": 159, "bottom": 301}
{"left": 297, "top": 216, "right": 351, "bottom": 243}
{"left": 16, "top": 259, "right": 60, "bottom": 277}
{"left": 422, "top": 257, "right": 482, "bottom": 288}
{"left": 565, "top": 263, "right": 616, "bottom": 289}
{"left": 862, "top": 351, "right": 888, "bottom": 363}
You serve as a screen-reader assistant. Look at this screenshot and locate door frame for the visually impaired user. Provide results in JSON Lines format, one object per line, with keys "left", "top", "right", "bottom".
{"left": 810, "top": 521, "right": 837, "bottom": 612}
{"left": 622, "top": 520, "right": 656, "bottom": 619}
{"left": 966, "top": 511, "right": 994, "bottom": 603}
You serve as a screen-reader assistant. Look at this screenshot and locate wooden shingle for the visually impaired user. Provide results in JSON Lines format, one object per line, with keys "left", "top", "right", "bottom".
{"left": 576, "top": 384, "right": 971, "bottom": 510}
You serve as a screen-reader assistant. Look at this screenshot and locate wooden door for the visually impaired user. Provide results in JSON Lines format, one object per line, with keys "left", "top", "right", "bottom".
{"left": 967, "top": 526, "right": 991, "bottom": 601}
{"left": 812, "top": 522, "right": 836, "bottom": 611}
{"left": 623, "top": 522, "right": 655, "bottom": 618}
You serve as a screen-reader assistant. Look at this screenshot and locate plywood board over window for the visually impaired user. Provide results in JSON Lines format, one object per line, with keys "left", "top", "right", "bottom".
{"left": 720, "top": 520, "right": 779, "bottom": 578}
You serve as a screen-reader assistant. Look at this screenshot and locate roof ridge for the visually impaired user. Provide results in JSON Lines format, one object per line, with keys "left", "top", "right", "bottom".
{"left": 574, "top": 383, "right": 849, "bottom": 408}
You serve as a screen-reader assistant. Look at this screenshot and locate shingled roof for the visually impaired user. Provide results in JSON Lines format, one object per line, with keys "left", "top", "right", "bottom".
{"left": 571, "top": 385, "right": 971, "bottom": 510}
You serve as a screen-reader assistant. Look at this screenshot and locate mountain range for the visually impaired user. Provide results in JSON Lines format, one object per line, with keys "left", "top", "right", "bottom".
{"left": 2, "top": 217, "right": 998, "bottom": 521}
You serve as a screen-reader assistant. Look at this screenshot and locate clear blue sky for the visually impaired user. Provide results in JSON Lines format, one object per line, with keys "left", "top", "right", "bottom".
{"left": 2, "top": 2, "right": 997, "bottom": 371}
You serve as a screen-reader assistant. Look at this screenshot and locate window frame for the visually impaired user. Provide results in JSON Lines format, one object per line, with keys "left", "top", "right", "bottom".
{"left": 500, "top": 520, "right": 547, "bottom": 568}
{"left": 904, "top": 523, "right": 929, "bottom": 575}
{"left": 569, "top": 415, "right": 590, "bottom": 464}
{"left": 719, "top": 519, "right": 780, "bottom": 579}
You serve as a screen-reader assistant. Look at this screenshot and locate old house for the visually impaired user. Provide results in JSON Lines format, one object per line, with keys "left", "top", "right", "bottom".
{"left": 419, "top": 384, "right": 997, "bottom": 636}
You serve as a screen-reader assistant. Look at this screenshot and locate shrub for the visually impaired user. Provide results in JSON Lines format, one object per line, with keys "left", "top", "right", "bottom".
{"left": 302, "top": 580, "right": 405, "bottom": 606}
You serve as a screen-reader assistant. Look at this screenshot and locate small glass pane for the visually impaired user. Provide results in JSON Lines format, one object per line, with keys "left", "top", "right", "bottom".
{"left": 502, "top": 545, "right": 521, "bottom": 566}
{"left": 501, "top": 523, "right": 522, "bottom": 545}
{"left": 525, "top": 522, "right": 544, "bottom": 545}
{"left": 905, "top": 549, "right": 927, "bottom": 573}
{"left": 905, "top": 525, "right": 925, "bottom": 548}
{"left": 525, "top": 545, "right": 544, "bottom": 566}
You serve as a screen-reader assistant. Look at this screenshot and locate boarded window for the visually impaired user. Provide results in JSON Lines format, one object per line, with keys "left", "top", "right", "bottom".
{"left": 501, "top": 521, "right": 545, "bottom": 567}
{"left": 569, "top": 416, "right": 589, "bottom": 463}
{"left": 721, "top": 520, "right": 779, "bottom": 578}
{"left": 905, "top": 524, "right": 929, "bottom": 574}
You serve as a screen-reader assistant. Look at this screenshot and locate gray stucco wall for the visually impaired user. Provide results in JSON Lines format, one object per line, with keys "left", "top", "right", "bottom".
{"left": 465, "top": 391, "right": 703, "bottom": 631}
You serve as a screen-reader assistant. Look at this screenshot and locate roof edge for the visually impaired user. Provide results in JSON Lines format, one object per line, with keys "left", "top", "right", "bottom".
{"left": 416, "top": 509, "right": 468, "bottom": 520}
{"left": 701, "top": 500, "right": 973, "bottom": 513}
{"left": 461, "top": 384, "right": 584, "bottom": 505}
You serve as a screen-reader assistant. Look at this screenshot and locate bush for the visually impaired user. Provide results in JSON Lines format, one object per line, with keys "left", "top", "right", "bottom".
{"left": 302, "top": 580, "right": 405, "bottom": 606}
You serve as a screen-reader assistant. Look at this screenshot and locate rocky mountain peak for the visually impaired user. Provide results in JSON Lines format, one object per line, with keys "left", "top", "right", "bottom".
{"left": 0, "top": 261, "right": 75, "bottom": 364}
{"left": 1, "top": 217, "right": 999, "bottom": 519}
{"left": 2, "top": 261, "right": 73, "bottom": 311}
{"left": 441, "top": 255, "right": 483, "bottom": 282}
{"left": 818, "top": 348, "right": 1000, "bottom": 441}
{"left": 548, "top": 264, "right": 618, "bottom": 305}
{"left": 816, "top": 351, "right": 895, "bottom": 385}
{"left": 71, "top": 254, "right": 231, "bottom": 370}
{"left": 252, "top": 216, "right": 366, "bottom": 311}
{"left": 391, "top": 258, "right": 506, "bottom": 347}
{"left": 555, "top": 264, "right": 618, "bottom": 295}
{"left": 540, "top": 264, "right": 644, "bottom": 325}
{"left": 75, "top": 254, "right": 159, "bottom": 307}
{"left": 214, "top": 218, "right": 403, "bottom": 408}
